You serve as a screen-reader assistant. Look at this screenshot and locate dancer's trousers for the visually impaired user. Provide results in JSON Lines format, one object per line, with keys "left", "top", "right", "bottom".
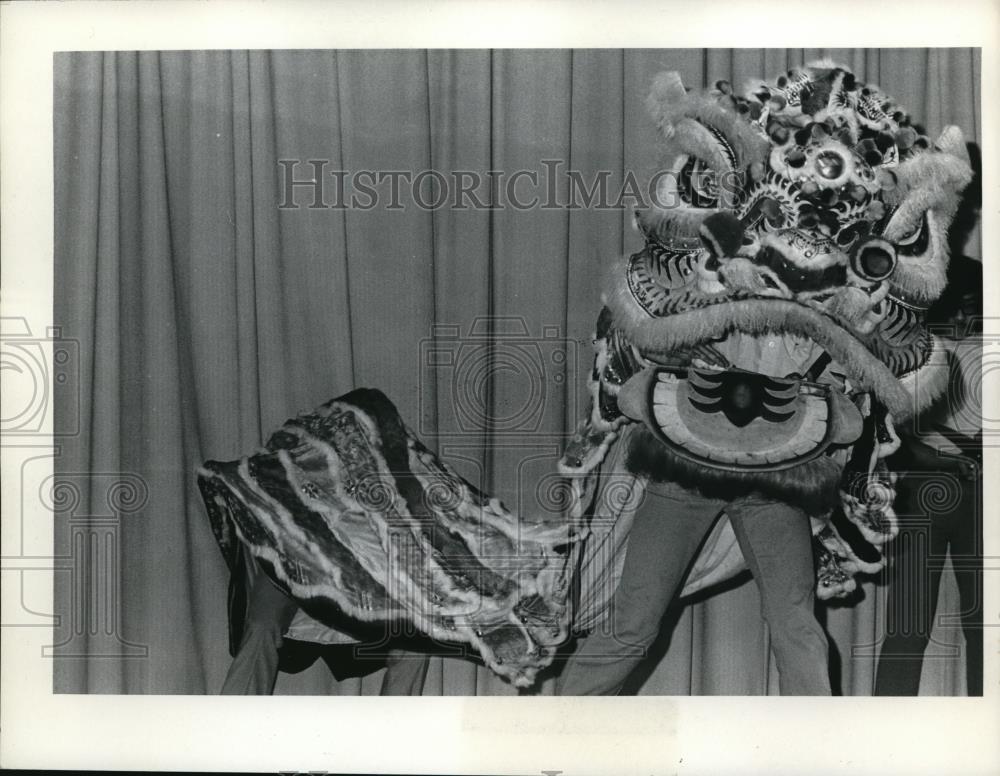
{"left": 557, "top": 480, "right": 831, "bottom": 695}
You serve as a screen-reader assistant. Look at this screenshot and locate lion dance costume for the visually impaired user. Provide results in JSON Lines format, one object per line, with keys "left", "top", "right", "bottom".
{"left": 198, "top": 62, "right": 972, "bottom": 693}
{"left": 557, "top": 62, "right": 973, "bottom": 694}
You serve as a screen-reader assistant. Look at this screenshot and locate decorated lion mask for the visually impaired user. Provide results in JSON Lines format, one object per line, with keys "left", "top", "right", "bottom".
{"left": 617, "top": 62, "right": 973, "bottom": 425}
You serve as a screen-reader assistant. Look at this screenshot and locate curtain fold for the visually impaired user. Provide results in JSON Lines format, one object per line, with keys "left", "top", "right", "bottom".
{"left": 54, "top": 48, "right": 981, "bottom": 695}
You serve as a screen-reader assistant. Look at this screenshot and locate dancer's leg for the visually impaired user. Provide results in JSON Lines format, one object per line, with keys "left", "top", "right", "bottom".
{"left": 379, "top": 648, "right": 431, "bottom": 696}
{"left": 221, "top": 550, "right": 299, "bottom": 695}
{"left": 875, "top": 479, "right": 946, "bottom": 696}
{"left": 727, "top": 498, "right": 831, "bottom": 695}
{"left": 557, "top": 481, "right": 723, "bottom": 695}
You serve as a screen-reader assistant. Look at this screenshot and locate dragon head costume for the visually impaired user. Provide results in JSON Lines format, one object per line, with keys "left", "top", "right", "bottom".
{"left": 563, "top": 61, "right": 974, "bottom": 608}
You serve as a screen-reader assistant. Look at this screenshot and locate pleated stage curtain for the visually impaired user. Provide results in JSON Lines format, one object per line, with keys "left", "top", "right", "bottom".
{"left": 53, "top": 48, "right": 981, "bottom": 695}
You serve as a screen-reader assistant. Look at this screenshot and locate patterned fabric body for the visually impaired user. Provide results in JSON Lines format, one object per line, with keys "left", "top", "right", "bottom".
{"left": 199, "top": 388, "right": 578, "bottom": 687}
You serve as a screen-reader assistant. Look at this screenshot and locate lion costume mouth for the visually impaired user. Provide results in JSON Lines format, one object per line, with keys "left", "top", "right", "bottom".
{"left": 606, "top": 256, "right": 926, "bottom": 420}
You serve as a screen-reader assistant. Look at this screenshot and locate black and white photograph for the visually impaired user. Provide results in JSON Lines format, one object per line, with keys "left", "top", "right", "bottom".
{"left": 1, "top": 1, "right": 998, "bottom": 773}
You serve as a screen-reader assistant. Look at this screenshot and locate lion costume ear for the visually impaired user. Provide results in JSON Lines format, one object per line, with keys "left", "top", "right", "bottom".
{"left": 935, "top": 125, "right": 971, "bottom": 167}
{"left": 645, "top": 71, "right": 688, "bottom": 134}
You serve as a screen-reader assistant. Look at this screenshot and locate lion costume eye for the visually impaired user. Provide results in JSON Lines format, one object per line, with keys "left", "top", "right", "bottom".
{"left": 850, "top": 238, "right": 897, "bottom": 281}
{"left": 881, "top": 206, "right": 948, "bottom": 306}
{"left": 893, "top": 213, "right": 929, "bottom": 257}
{"left": 678, "top": 156, "right": 720, "bottom": 207}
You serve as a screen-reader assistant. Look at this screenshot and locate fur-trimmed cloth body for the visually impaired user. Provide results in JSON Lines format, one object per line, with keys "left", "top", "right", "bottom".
{"left": 199, "top": 388, "right": 579, "bottom": 687}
